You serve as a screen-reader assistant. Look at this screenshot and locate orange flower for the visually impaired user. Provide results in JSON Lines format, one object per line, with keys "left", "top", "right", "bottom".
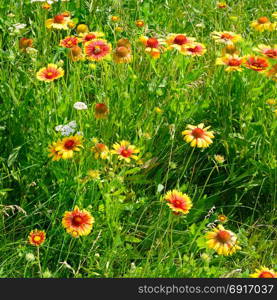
{"left": 266, "top": 63, "right": 277, "bottom": 81}
{"left": 42, "top": 2, "right": 51, "bottom": 10}
{"left": 216, "top": 54, "right": 245, "bottom": 72}
{"left": 19, "top": 37, "right": 33, "bottom": 51}
{"left": 113, "top": 46, "right": 132, "bottom": 63}
{"left": 244, "top": 56, "right": 269, "bottom": 72}
{"left": 91, "top": 141, "right": 109, "bottom": 159}
{"left": 166, "top": 33, "right": 195, "bottom": 51}
{"left": 251, "top": 17, "right": 276, "bottom": 32}
{"left": 250, "top": 267, "right": 276, "bottom": 278}
{"left": 45, "top": 13, "right": 71, "bottom": 30}
{"left": 253, "top": 44, "right": 277, "bottom": 59}
{"left": 139, "top": 36, "right": 165, "bottom": 59}
{"left": 68, "top": 45, "right": 85, "bottom": 62}
{"left": 28, "top": 229, "right": 46, "bottom": 246}
{"left": 110, "top": 16, "right": 120, "bottom": 22}
{"left": 84, "top": 39, "right": 111, "bottom": 61}
{"left": 60, "top": 36, "right": 79, "bottom": 48}
{"left": 182, "top": 123, "right": 214, "bottom": 148}
{"left": 95, "top": 103, "right": 109, "bottom": 119}
{"left": 135, "top": 20, "right": 145, "bottom": 27}
{"left": 164, "top": 190, "right": 193, "bottom": 215}
{"left": 217, "top": 2, "right": 227, "bottom": 8}
{"left": 111, "top": 140, "right": 139, "bottom": 162}
{"left": 62, "top": 206, "right": 94, "bottom": 238}
{"left": 181, "top": 42, "right": 207, "bottom": 56}
{"left": 80, "top": 32, "right": 105, "bottom": 43}
{"left": 36, "top": 64, "right": 64, "bottom": 82}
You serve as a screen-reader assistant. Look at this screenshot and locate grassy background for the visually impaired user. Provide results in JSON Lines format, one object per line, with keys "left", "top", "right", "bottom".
{"left": 0, "top": 0, "right": 276, "bottom": 277}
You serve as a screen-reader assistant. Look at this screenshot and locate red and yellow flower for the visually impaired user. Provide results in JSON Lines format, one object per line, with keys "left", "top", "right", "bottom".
{"left": 181, "top": 42, "right": 207, "bottom": 56}
{"left": 45, "top": 13, "right": 72, "bottom": 30}
{"left": 60, "top": 36, "right": 79, "bottom": 48}
{"left": 251, "top": 17, "right": 276, "bottom": 32}
{"left": 211, "top": 31, "right": 242, "bottom": 44}
{"left": 253, "top": 44, "right": 277, "bottom": 59}
{"left": 164, "top": 190, "right": 193, "bottom": 215}
{"left": 54, "top": 135, "right": 83, "bottom": 159}
{"left": 36, "top": 64, "right": 64, "bottom": 82}
{"left": 111, "top": 140, "right": 139, "bottom": 162}
{"left": 206, "top": 225, "right": 241, "bottom": 256}
{"left": 216, "top": 54, "right": 245, "bottom": 72}
{"left": 266, "top": 63, "right": 277, "bottom": 81}
{"left": 217, "top": 214, "right": 228, "bottom": 223}
{"left": 182, "top": 123, "right": 214, "bottom": 148}
{"left": 80, "top": 32, "right": 105, "bottom": 43}
{"left": 165, "top": 33, "right": 195, "bottom": 51}
{"left": 217, "top": 2, "right": 227, "bottom": 8}
{"left": 84, "top": 39, "right": 111, "bottom": 61}
{"left": 62, "top": 206, "right": 94, "bottom": 238}
{"left": 250, "top": 267, "right": 276, "bottom": 278}
{"left": 139, "top": 36, "right": 165, "bottom": 59}
{"left": 28, "top": 229, "right": 46, "bottom": 246}
{"left": 244, "top": 55, "right": 269, "bottom": 72}
{"left": 48, "top": 141, "right": 63, "bottom": 161}
{"left": 91, "top": 140, "right": 110, "bottom": 160}
{"left": 113, "top": 45, "right": 132, "bottom": 63}
{"left": 135, "top": 20, "right": 145, "bottom": 27}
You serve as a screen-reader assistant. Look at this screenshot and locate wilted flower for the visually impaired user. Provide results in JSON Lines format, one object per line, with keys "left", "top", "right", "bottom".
{"left": 87, "top": 169, "right": 101, "bottom": 180}
{"left": 19, "top": 37, "right": 33, "bottom": 51}
{"left": 95, "top": 103, "right": 109, "bottom": 119}
{"left": 217, "top": 1, "right": 227, "bottom": 8}
{"left": 68, "top": 46, "right": 85, "bottom": 62}
{"left": 74, "top": 102, "right": 88, "bottom": 110}
{"left": 91, "top": 141, "right": 109, "bottom": 160}
{"left": 25, "top": 253, "right": 36, "bottom": 262}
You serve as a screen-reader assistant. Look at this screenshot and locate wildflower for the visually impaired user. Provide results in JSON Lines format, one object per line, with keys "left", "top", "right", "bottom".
{"left": 266, "top": 99, "right": 276, "bottom": 105}
{"left": 111, "top": 140, "right": 139, "bottom": 162}
{"left": 46, "top": 13, "right": 71, "bottom": 30}
{"left": 244, "top": 56, "right": 269, "bottom": 72}
{"left": 221, "top": 44, "right": 239, "bottom": 55}
{"left": 28, "top": 229, "right": 46, "bottom": 246}
{"left": 110, "top": 16, "right": 120, "bottom": 22}
{"left": 73, "top": 102, "right": 88, "bottom": 110}
{"left": 80, "top": 32, "right": 105, "bottom": 43}
{"left": 87, "top": 169, "right": 100, "bottom": 180}
{"left": 182, "top": 123, "right": 214, "bottom": 148}
{"left": 216, "top": 54, "right": 245, "bottom": 72}
{"left": 113, "top": 46, "right": 132, "bottom": 63}
{"left": 42, "top": 2, "right": 51, "bottom": 10}
{"left": 266, "top": 63, "right": 277, "bottom": 81}
{"left": 48, "top": 141, "right": 63, "bottom": 161}
{"left": 253, "top": 44, "right": 277, "bottom": 59}
{"left": 165, "top": 33, "right": 195, "bottom": 51}
{"left": 181, "top": 42, "right": 207, "bottom": 56}
{"left": 272, "top": 12, "right": 277, "bottom": 19}
{"left": 25, "top": 253, "right": 36, "bottom": 262}
{"left": 206, "top": 225, "right": 241, "bottom": 256}
{"left": 76, "top": 24, "right": 89, "bottom": 34}
{"left": 55, "top": 135, "right": 83, "bottom": 159}
{"left": 19, "top": 37, "right": 33, "bottom": 51}
{"left": 95, "top": 103, "right": 109, "bottom": 119}
{"left": 139, "top": 36, "right": 165, "bottom": 58}
{"left": 135, "top": 20, "right": 144, "bottom": 27}
{"left": 91, "top": 142, "right": 109, "bottom": 160}
{"left": 217, "top": 2, "right": 227, "bottom": 8}
{"left": 154, "top": 107, "right": 163, "bottom": 114}
{"left": 164, "top": 190, "right": 193, "bottom": 215}
{"left": 211, "top": 31, "right": 242, "bottom": 44}
{"left": 60, "top": 36, "right": 79, "bottom": 48}
{"left": 115, "top": 26, "right": 124, "bottom": 32}
{"left": 68, "top": 45, "right": 85, "bottom": 62}
{"left": 214, "top": 155, "right": 225, "bottom": 164}
{"left": 217, "top": 214, "right": 228, "bottom": 223}
{"left": 84, "top": 39, "right": 111, "bottom": 61}
{"left": 60, "top": 125, "right": 75, "bottom": 136}
{"left": 36, "top": 64, "right": 64, "bottom": 82}
{"left": 250, "top": 267, "right": 276, "bottom": 278}
{"left": 62, "top": 206, "right": 94, "bottom": 238}
{"left": 251, "top": 17, "right": 276, "bottom": 32}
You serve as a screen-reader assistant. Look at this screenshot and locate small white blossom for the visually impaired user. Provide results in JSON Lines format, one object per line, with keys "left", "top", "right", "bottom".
{"left": 67, "top": 120, "right": 77, "bottom": 128}
{"left": 73, "top": 102, "right": 88, "bottom": 110}
{"left": 61, "top": 125, "right": 75, "bottom": 136}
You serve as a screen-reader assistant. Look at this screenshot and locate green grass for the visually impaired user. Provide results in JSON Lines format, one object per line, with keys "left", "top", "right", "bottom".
{"left": 0, "top": 0, "right": 276, "bottom": 278}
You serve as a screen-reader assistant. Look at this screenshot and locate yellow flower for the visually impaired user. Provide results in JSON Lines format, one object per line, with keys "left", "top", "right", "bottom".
{"left": 55, "top": 135, "right": 83, "bottom": 159}
{"left": 45, "top": 13, "right": 72, "bottom": 30}
{"left": 211, "top": 31, "right": 243, "bottom": 44}
{"left": 87, "top": 170, "right": 101, "bottom": 180}
{"left": 91, "top": 142, "right": 109, "bottom": 160}
{"left": 206, "top": 225, "right": 241, "bottom": 256}
{"left": 110, "top": 15, "right": 120, "bottom": 22}
{"left": 165, "top": 33, "right": 196, "bottom": 52}
{"left": 48, "top": 141, "right": 63, "bottom": 161}
{"left": 154, "top": 107, "right": 163, "bottom": 114}
{"left": 180, "top": 42, "right": 207, "bottom": 56}
{"left": 135, "top": 20, "right": 145, "bottom": 27}
{"left": 250, "top": 267, "right": 276, "bottom": 278}
{"left": 217, "top": 2, "right": 227, "bottom": 9}
{"left": 251, "top": 17, "right": 276, "bottom": 32}
{"left": 266, "top": 99, "right": 276, "bottom": 105}
{"left": 182, "top": 123, "right": 214, "bottom": 148}
{"left": 111, "top": 140, "right": 139, "bottom": 162}
{"left": 164, "top": 190, "right": 193, "bottom": 215}
{"left": 214, "top": 155, "right": 225, "bottom": 164}
{"left": 216, "top": 54, "right": 245, "bottom": 72}
{"left": 272, "top": 12, "right": 277, "bottom": 19}
{"left": 76, "top": 24, "right": 89, "bottom": 34}
{"left": 217, "top": 214, "right": 228, "bottom": 223}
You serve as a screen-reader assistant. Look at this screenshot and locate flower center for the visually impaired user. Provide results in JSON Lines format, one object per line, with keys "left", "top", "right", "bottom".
{"left": 85, "top": 34, "right": 96, "bottom": 41}
{"left": 191, "top": 127, "right": 204, "bottom": 138}
{"left": 47, "top": 72, "right": 53, "bottom": 77}
{"left": 54, "top": 15, "right": 65, "bottom": 24}
{"left": 187, "top": 45, "right": 202, "bottom": 53}
{"left": 93, "top": 45, "right": 102, "bottom": 54}
{"left": 228, "top": 58, "right": 241, "bottom": 66}
{"left": 147, "top": 38, "right": 159, "bottom": 48}
{"left": 72, "top": 216, "right": 83, "bottom": 226}
{"left": 116, "top": 46, "right": 129, "bottom": 57}
{"left": 173, "top": 34, "right": 188, "bottom": 45}
{"left": 96, "top": 143, "right": 106, "bottom": 152}
{"left": 216, "top": 230, "right": 231, "bottom": 243}
{"left": 258, "top": 16, "right": 269, "bottom": 24}
{"left": 259, "top": 271, "right": 274, "bottom": 278}
{"left": 33, "top": 236, "right": 41, "bottom": 242}
{"left": 120, "top": 148, "right": 132, "bottom": 157}
{"left": 64, "top": 139, "right": 75, "bottom": 150}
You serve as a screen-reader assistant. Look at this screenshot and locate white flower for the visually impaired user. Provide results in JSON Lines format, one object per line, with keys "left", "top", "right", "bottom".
{"left": 55, "top": 125, "right": 64, "bottom": 132}
{"left": 73, "top": 102, "right": 88, "bottom": 110}
{"left": 13, "top": 23, "right": 27, "bottom": 30}
{"left": 67, "top": 120, "right": 77, "bottom": 128}
{"left": 61, "top": 125, "right": 75, "bottom": 136}
{"left": 76, "top": 131, "right": 84, "bottom": 136}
